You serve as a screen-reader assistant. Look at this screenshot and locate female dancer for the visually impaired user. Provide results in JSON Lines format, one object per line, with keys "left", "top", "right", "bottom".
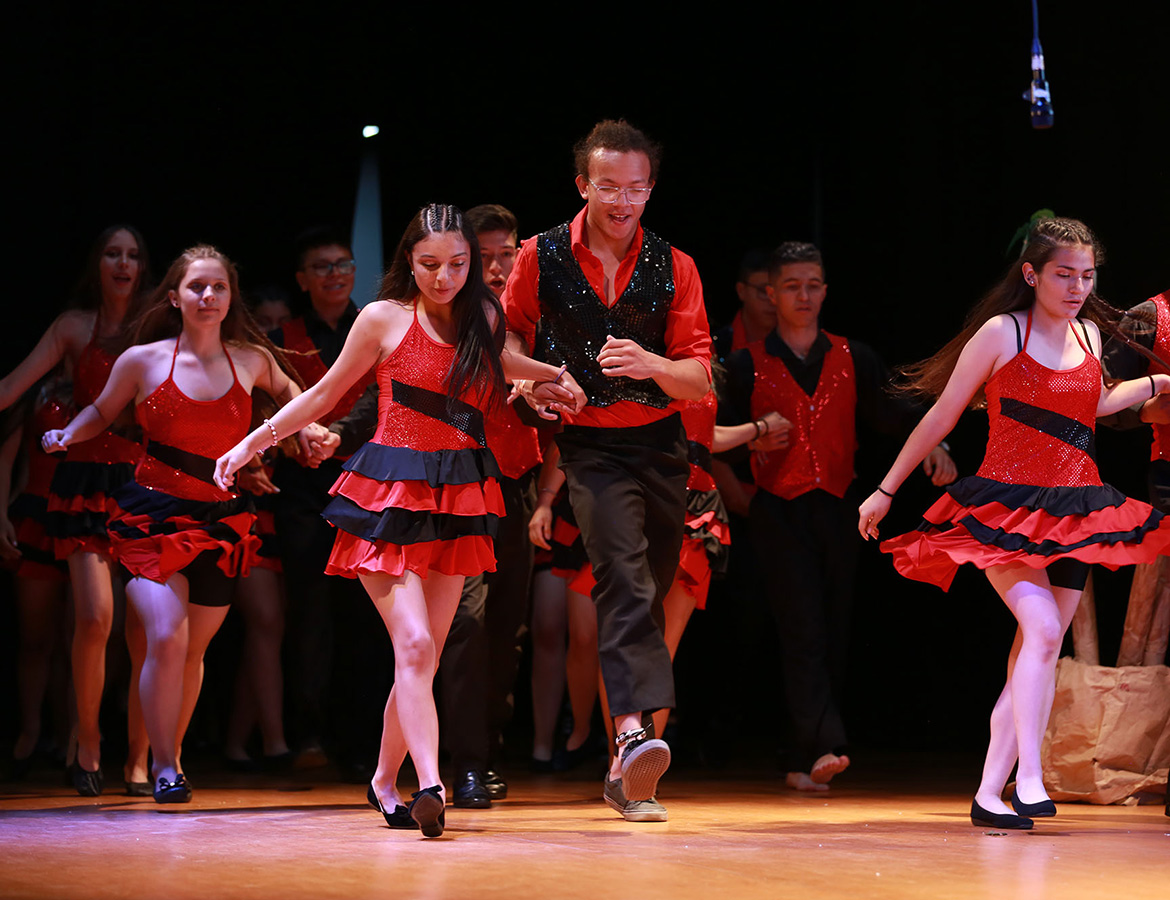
{"left": 0, "top": 225, "right": 151, "bottom": 795}
{"left": 858, "top": 218, "right": 1170, "bottom": 829}
{"left": 215, "top": 204, "right": 574, "bottom": 837}
{"left": 43, "top": 245, "right": 325, "bottom": 802}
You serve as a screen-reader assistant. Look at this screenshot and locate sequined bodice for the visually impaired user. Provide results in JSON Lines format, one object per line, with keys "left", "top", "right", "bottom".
{"left": 74, "top": 327, "right": 115, "bottom": 409}
{"left": 135, "top": 342, "right": 251, "bottom": 501}
{"left": 374, "top": 308, "right": 485, "bottom": 452}
{"left": 681, "top": 391, "right": 717, "bottom": 491}
{"left": 978, "top": 325, "right": 1102, "bottom": 487}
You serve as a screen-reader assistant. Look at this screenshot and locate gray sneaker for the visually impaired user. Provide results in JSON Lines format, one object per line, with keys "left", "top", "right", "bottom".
{"left": 604, "top": 777, "right": 667, "bottom": 822}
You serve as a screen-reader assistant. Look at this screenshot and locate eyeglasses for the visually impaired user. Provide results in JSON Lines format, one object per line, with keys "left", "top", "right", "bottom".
{"left": 305, "top": 259, "right": 356, "bottom": 277}
{"left": 587, "top": 179, "right": 653, "bottom": 205}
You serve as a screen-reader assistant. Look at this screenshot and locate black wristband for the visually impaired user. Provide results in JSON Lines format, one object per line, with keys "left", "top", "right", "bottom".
{"left": 1149, "top": 375, "right": 1157, "bottom": 399}
{"left": 876, "top": 486, "right": 895, "bottom": 499}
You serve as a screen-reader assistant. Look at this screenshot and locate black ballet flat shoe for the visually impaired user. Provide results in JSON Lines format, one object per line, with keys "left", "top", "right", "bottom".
{"left": 367, "top": 783, "right": 417, "bottom": 829}
{"left": 124, "top": 780, "right": 153, "bottom": 797}
{"left": 971, "top": 799, "right": 1033, "bottom": 830}
{"left": 153, "top": 774, "right": 192, "bottom": 804}
{"left": 69, "top": 761, "right": 104, "bottom": 797}
{"left": 1010, "top": 788, "right": 1056, "bottom": 818}
{"left": 409, "top": 785, "right": 446, "bottom": 838}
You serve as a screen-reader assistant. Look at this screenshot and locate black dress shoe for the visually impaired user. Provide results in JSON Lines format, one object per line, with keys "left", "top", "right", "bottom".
{"left": 410, "top": 786, "right": 446, "bottom": 837}
{"left": 153, "top": 774, "right": 192, "bottom": 804}
{"left": 69, "top": 761, "right": 104, "bottom": 797}
{"left": 970, "top": 799, "right": 1033, "bottom": 830}
{"left": 483, "top": 769, "right": 507, "bottom": 800}
{"left": 1010, "top": 788, "right": 1056, "bottom": 818}
{"left": 453, "top": 769, "right": 492, "bottom": 809}
{"left": 367, "top": 783, "right": 418, "bottom": 829}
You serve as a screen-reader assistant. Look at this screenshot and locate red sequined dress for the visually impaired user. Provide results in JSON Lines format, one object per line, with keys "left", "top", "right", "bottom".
{"left": 322, "top": 307, "right": 503, "bottom": 578}
{"left": 46, "top": 317, "right": 142, "bottom": 557}
{"left": 107, "top": 341, "right": 259, "bottom": 583}
{"left": 555, "top": 391, "right": 730, "bottom": 609}
{"left": 6, "top": 386, "right": 72, "bottom": 581}
{"left": 882, "top": 314, "right": 1170, "bottom": 590}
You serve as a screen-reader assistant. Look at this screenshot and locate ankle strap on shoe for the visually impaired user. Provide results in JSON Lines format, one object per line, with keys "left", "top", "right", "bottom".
{"left": 615, "top": 727, "right": 648, "bottom": 748}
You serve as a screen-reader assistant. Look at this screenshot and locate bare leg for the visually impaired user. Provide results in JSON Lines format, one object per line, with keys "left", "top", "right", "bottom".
{"left": 977, "top": 564, "right": 1080, "bottom": 814}
{"left": 565, "top": 586, "right": 599, "bottom": 754}
{"left": 226, "top": 567, "right": 288, "bottom": 758}
{"left": 14, "top": 576, "right": 67, "bottom": 760}
{"left": 175, "top": 602, "right": 230, "bottom": 764}
{"left": 67, "top": 551, "right": 116, "bottom": 772}
{"left": 364, "top": 570, "right": 463, "bottom": 810}
{"left": 127, "top": 574, "right": 191, "bottom": 785}
{"left": 528, "top": 569, "right": 568, "bottom": 763}
{"left": 123, "top": 603, "right": 150, "bottom": 784}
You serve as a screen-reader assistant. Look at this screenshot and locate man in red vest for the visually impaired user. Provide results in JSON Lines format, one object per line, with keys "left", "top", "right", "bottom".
{"left": 724, "top": 241, "right": 956, "bottom": 791}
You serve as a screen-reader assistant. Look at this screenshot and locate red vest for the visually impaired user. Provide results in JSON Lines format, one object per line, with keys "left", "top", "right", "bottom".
{"left": 748, "top": 333, "right": 857, "bottom": 500}
{"left": 1150, "top": 293, "right": 1170, "bottom": 461}
{"left": 280, "top": 317, "right": 375, "bottom": 428}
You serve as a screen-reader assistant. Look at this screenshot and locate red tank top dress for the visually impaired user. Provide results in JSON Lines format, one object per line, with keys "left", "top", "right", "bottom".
{"left": 106, "top": 340, "right": 259, "bottom": 586}
{"left": 882, "top": 313, "right": 1170, "bottom": 590}
{"left": 322, "top": 306, "right": 504, "bottom": 579}
{"left": 6, "top": 385, "right": 72, "bottom": 581}
{"left": 557, "top": 391, "right": 730, "bottom": 609}
{"left": 46, "top": 314, "right": 142, "bottom": 557}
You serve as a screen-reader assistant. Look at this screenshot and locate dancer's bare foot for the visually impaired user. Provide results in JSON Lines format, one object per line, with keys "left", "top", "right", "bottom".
{"left": 786, "top": 771, "right": 830, "bottom": 792}
{"left": 810, "top": 752, "right": 850, "bottom": 784}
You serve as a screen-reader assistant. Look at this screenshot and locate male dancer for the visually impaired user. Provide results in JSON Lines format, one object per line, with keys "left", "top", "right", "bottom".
{"left": 502, "top": 120, "right": 712, "bottom": 821}
{"left": 725, "top": 241, "right": 955, "bottom": 790}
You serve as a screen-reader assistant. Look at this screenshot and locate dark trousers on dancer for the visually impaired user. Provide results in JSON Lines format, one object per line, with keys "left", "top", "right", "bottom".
{"left": 272, "top": 457, "right": 387, "bottom": 769}
{"left": 557, "top": 415, "right": 689, "bottom": 718}
{"left": 750, "top": 487, "right": 856, "bottom": 772}
{"left": 441, "top": 468, "right": 537, "bottom": 772}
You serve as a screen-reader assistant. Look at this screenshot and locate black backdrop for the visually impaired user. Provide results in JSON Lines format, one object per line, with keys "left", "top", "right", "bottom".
{"left": 3, "top": 1, "right": 1167, "bottom": 755}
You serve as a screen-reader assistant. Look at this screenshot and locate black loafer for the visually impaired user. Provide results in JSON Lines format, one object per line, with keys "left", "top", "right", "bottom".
{"left": 483, "top": 769, "right": 507, "bottom": 800}
{"left": 452, "top": 769, "right": 492, "bottom": 809}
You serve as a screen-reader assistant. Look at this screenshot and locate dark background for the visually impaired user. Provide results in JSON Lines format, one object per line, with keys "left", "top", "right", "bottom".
{"left": 3, "top": 2, "right": 1167, "bottom": 758}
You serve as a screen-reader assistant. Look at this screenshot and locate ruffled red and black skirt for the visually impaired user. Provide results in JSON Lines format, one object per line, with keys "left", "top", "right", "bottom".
{"left": 322, "top": 442, "right": 503, "bottom": 579}
{"left": 6, "top": 493, "right": 68, "bottom": 582}
{"left": 45, "top": 431, "right": 141, "bottom": 559}
{"left": 106, "top": 480, "right": 259, "bottom": 585}
{"left": 881, "top": 475, "right": 1170, "bottom": 591}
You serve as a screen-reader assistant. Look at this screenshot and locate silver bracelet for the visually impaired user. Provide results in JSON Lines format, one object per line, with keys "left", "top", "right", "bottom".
{"left": 262, "top": 418, "right": 279, "bottom": 446}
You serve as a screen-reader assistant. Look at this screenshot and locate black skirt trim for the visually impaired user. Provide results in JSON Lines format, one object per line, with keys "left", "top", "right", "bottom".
{"left": 321, "top": 494, "right": 499, "bottom": 546}
{"left": 944, "top": 476, "right": 1127, "bottom": 517}
{"left": 340, "top": 443, "right": 501, "bottom": 487}
{"left": 48, "top": 459, "right": 136, "bottom": 500}
{"left": 921, "top": 508, "right": 1166, "bottom": 558}
{"left": 107, "top": 481, "right": 255, "bottom": 541}
{"left": 684, "top": 487, "right": 730, "bottom": 577}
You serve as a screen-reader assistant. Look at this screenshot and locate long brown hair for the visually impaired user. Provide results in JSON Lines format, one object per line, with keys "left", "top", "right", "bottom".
{"left": 379, "top": 204, "right": 506, "bottom": 409}
{"left": 126, "top": 245, "right": 304, "bottom": 388}
{"left": 900, "top": 217, "right": 1121, "bottom": 407}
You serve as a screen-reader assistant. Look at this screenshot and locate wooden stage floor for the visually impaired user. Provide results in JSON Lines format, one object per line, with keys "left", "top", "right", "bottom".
{"left": 1, "top": 758, "right": 1165, "bottom": 900}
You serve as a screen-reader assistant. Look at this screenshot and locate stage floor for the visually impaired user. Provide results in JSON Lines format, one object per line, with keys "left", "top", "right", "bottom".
{"left": 1, "top": 759, "right": 1165, "bottom": 900}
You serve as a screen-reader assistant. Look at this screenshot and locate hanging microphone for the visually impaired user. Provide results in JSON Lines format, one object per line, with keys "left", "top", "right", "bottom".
{"left": 1025, "top": 0, "right": 1054, "bottom": 129}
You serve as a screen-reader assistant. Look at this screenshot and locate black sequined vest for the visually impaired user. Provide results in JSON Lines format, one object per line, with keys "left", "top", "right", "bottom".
{"left": 534, "top": 223, "right": 673, "bottom": 409}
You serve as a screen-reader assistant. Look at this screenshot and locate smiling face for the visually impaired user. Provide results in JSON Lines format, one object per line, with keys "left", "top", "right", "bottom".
{"left": 476, "top": 228, "right": 517, "bottom": 298}
{"left": 99, "top": 229, "right": 142, "bottom": 303}
{"left": 768, "top": 262, "right": 827, "bottom": 331}
{"left": 170, "top": 258, "right": 232, "bottom": 329}
{"left": 575, "top": 148, "right": 654, "bottom": 248}
{"left": 409, "top": 232, "right": 471, "bottom": 307}
{"left": 295, "top": 243, "right": 355, "bottom": 313}
{"left": 1024, "top": 244, "right": 1096, "bottom": 321}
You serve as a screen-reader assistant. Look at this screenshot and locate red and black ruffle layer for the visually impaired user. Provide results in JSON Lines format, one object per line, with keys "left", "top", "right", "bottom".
{"left": 882, "top": 475, "right": 1170, "bottom": 591}
{"left": 107, "top": 480, "right": 258, "bottom": 583}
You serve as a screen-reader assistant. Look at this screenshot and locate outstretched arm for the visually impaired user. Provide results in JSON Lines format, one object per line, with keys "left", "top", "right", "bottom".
{"left": 40, "top": 350, "right": 142, "bottom": 452}
{"left": 0, "top": 314, "right": 82, "bottom": 412}
{"left": 857, "top": 318, "right": 1006, "bottom": 540}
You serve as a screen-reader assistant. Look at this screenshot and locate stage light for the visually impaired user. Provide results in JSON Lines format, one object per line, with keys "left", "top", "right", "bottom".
{"left": 362, "top": 125, "right": 380, "bottom": 139}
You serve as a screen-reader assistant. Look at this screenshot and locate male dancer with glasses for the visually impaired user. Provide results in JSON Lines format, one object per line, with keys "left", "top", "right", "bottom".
{"left": 502, "top": 120, "right": 712, "bottom": 822}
